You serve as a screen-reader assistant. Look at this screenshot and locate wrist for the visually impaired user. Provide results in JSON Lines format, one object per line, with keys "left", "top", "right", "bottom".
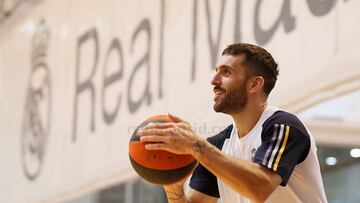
{"left": 164, "top": 184, "right": 184, "bottom": 192}
{"left": 191, "top": 139, "right": 207, "bottom": 158}
{"left": 164, "top": 185, "right": 185, "bottom": 201}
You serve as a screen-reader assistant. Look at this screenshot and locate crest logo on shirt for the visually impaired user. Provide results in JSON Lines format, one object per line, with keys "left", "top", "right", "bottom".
{"left": 251, "top": 147, "right": 257, "bottom": 161}
{"left": 21, "top": 19, "right": 52, "bottom": 181}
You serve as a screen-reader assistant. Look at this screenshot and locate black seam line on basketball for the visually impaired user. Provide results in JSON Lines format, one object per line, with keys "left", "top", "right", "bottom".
{"left": 129, "top": 156, "right": 197, "bottom": 185}
{"left": 130, "top": 135, "right": 141, "bottom": 141}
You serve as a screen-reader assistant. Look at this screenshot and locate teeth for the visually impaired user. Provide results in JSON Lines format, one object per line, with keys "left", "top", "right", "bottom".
{"left": 214, "top": 91, "right": 223, "bottom": 96}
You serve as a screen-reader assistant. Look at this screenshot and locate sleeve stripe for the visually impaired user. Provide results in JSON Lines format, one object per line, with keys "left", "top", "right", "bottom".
{"left": 267, "top": 124, "right": 285, "bottom": 168}
{"left": 273, "top": 125, "right": 290, "bottom": 171}
{"left": 262, "top": 124, "right": 279, "bottom": 165}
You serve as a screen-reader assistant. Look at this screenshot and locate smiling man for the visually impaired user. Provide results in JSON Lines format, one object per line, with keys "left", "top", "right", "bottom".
{"left": 140, "top": 43, "right": 327, "bottom": 203}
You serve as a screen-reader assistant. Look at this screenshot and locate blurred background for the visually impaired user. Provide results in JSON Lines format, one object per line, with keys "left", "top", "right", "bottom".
{"left": 1, "top": 0, "right": 359, "bottom": 202}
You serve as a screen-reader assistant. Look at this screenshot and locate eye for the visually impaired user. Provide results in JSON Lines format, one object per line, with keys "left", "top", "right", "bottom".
{"left": 222, "top": 69, "right": 231, "bottom": 76}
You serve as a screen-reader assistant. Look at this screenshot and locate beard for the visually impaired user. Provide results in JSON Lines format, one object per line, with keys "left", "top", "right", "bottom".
{"left": 213, "top": 83, "right": 248, "bottom": 114}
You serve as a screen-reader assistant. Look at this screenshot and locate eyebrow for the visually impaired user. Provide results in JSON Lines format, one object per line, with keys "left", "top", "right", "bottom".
{"left": 215, "top": 65, "right": 234, "bottom": 72}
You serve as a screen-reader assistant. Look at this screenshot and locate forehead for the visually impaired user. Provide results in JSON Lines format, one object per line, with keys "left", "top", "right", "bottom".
{"left": 216, "top": 54, "right": 245, "bottom": 69}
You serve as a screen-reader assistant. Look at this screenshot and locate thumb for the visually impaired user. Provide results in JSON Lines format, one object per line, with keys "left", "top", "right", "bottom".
{"left": 168, "top": 113, "right": 183, "bottom": 123}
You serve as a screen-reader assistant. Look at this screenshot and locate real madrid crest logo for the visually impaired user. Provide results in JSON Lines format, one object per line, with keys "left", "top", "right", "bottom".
{"left": 21, "top": 19, "right": 51, "bottom": 181}
{"left": 251, "top": 147, "right": 257, "bottom": 162}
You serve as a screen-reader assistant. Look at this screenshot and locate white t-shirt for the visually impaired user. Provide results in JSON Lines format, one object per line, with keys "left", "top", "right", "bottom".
{"left": 190, "top": 106, "right": 327, "bottom": 203}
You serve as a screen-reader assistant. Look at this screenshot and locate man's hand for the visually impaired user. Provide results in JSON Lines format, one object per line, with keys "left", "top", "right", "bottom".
{"left": 139, "top": 114, "right": 218, "bottom": 203}
{"left": 139, "top": 113, "right": 193, "bottom": 202}
{"left": 139, "top": 113, "right": 204, "bottom": 156}
{"left": 162, "top": 174, "right": 189, "bottom": 202}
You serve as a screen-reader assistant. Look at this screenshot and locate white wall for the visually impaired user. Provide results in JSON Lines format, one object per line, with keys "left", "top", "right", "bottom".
{"left": 1, "top": 0, "right": 360, "bottom": 202}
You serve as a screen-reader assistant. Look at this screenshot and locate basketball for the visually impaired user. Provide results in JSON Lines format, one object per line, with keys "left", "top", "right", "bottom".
{"left": 129, "top": 115, "right": 197, "bottom": 185}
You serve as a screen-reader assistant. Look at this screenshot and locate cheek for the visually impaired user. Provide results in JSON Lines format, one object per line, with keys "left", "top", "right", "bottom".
{"left": 222, "top": 75, "right": 237, "bottom": 85}
{"left": 224, "top": 77, "right": 244, "bottom": 90}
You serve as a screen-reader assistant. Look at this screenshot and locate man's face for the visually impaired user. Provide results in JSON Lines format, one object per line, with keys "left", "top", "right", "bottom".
{"left": 211, "top": 54, "right": 249, "bottom": 114}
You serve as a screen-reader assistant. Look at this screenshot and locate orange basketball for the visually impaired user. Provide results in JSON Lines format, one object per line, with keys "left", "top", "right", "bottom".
{"left": 129, "top": 115, "right": 197, "bottom": 185}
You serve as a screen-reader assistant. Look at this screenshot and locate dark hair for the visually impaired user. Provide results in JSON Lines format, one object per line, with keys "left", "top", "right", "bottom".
{"left": 222, "top": 43, "right": 279, "bottom": 96}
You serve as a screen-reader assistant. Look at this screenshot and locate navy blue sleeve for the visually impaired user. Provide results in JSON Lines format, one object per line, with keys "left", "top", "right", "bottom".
{"left": 189, "top": 125, "right": 232, "bottom": 198}
{"left": 253, "top": 111, "right": 311, "bottom": 186}
{"left": 189, "top": 160, "right": 220, "bottom": 198}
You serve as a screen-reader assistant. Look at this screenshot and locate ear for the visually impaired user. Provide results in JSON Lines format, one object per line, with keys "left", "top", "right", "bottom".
{"left": 248, "top": 76, "right": 264, "bottom": 94}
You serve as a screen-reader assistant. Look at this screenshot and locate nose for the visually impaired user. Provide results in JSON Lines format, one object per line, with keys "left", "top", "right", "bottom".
{"left": 211, "top": 72, "right": 221, "bottom": 87}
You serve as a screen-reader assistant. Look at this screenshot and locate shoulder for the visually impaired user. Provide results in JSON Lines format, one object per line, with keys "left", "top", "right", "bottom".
{"left": 207, "top": 124, "right": 233, "bottom": 150}
{"left": 261, "top": 110, "right": 311, "bottom": 154}
{"left": 263, "top": 110, "right": 308, "bottom": 135}
{"left": 253, "top": 110, "right": 313, "bottom": 184}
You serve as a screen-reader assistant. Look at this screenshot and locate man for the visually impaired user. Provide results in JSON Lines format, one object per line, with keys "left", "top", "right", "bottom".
{"left": 140, "top": 43, "right": 327, "bottom": 203}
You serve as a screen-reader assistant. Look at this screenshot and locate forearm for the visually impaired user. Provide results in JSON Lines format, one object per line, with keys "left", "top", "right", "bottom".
{"left": 192, "top": 140, "right": 278, "bottom": 202}
{"left": 163, "top": 185, "right": 188, "bottom": 203}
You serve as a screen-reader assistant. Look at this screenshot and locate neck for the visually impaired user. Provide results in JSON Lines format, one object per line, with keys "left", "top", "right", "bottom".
{"left": 231, "top": 101, "right": 267, "bottom": 138}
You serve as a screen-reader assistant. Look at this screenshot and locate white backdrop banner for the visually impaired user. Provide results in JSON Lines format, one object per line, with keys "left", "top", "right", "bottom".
{"left": 1, "top": 0, "right": 360, "bottom": 202}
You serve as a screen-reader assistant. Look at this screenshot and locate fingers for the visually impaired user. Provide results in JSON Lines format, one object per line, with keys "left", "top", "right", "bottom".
{"left": 144, "top": 143, "right": 182, "bottom": 154}
{"left": 141, "top": 139, "right": 173, "bottom": 152}
{"left": 141, "top": 121, "right": 190, "bottom": 131}
{"left": 144, "top": 143, "right": 167, "bottom": 150}
{"left": 142, "top": 122, "right": 175, "bottom": 130}
{"left": 140, "top": 135, "right": 167, "bottom": 143}
{"left": 138, "top": 115, "right": 194, "bottom": 154}
{"left": 140, "top": 128, "right": 174, "bottom": 136}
